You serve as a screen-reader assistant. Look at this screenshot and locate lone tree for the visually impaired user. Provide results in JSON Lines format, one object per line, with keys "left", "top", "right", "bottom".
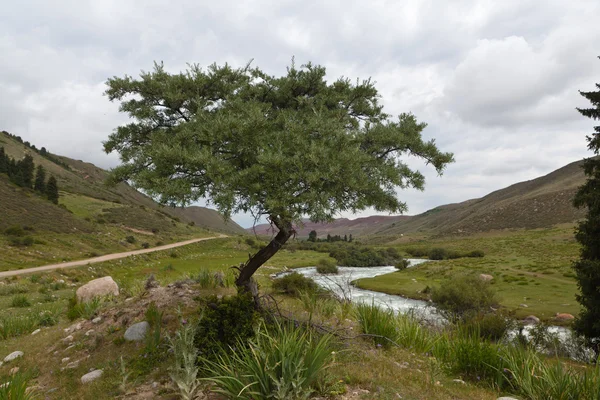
{"left": 104, "top": 61, "right": 454, "bottom": 298}
{"left": 573, "top": 57, "right": 600, "bottom": 353}
{"left": 308, "top": 230, "right": 317, "bottom": 242}
{"left": 46, "top": 175, "right": 59, "bottom": 204}
{"left": 34, "top": 165, "right": 46, "bottom": 193}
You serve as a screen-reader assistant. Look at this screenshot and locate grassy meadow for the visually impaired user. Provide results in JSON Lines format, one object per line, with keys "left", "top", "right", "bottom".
{"left": 358, "top": 224, "right": 581, "bottom": 322}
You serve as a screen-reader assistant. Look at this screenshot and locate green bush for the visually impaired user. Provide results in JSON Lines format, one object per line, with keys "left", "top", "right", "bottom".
{"left": 4, "top": 225, "right": 25, "bottom": 236}
{"left": 11, "top": 294, "right": 31, "bottom": 308}
{"left": 428, "top": 247, "right": 448, "bottom": 260}
{"left": 316, "top": 259, "right": 338, "bottom": 274}
{"left": 460, "top": 312, "right": 513, "bottom": 342}
{"left": 67, "top": 296, "right": 102, "bottom": 321}
{"left": 395, "top": 259, "right": 410, "bottom": 270}
{"left": 431, "top": 275, "right": 498, "bottom": 320}
{"left": 272, "top": 272, "right": 320, "bottom": 297}
{"left": 467, "top": 250, "right": 485, "bottom": 258}
{"left": 200, "top": 322, "right": 333, "bottom": 400}
{"left": 195, "top": 293, "right": 260, "bottom": 360}
{"left": 141, "top": 242, "right": 150, "bottom": 249}
{"left": 125, "top": 235, "right": 136, "bottom": 244}
{"left": 404, "top": 247, "right": 429, "bottom": 257}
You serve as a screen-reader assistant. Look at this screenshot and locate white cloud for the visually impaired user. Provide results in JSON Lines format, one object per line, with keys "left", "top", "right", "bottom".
{"left": 1, "top": 0, "right": 599, "bottom": 228}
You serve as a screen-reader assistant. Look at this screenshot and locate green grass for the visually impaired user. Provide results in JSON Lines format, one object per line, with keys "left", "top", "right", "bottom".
{"left": 357, "top": 225, "right": 581, "bottom": 322}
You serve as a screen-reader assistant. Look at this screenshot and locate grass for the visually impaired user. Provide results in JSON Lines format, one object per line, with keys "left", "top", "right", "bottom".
{"left": 357, "top": 224, "right": 581, "bottom": 321}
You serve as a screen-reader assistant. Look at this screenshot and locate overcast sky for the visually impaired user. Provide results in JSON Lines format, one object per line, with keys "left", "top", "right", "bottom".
{"left": 2, "top": 0, "right": 599, "bottom": 228}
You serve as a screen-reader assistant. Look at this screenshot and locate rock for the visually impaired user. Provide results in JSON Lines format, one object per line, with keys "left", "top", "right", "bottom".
{"left": 151, "top": 382, "right": 159, "bottom": 389}
{"left": 452, "top": 379, "right": 466, "bottom": 384}
{"left": 61, "top": 357, "right": 70, "bottom": 363}
{"left": 31, "top": 328, "right": 41, "bottom": 336}
{"left": 92, "top": 317, "right": 102, "bottom": 324}
{"left": 497, "top": 398, "right": 519, "bottom": 400}
{"left": 519, "top": 304, "right": 529, "bottom": 308}
{"left": 4, "top": 351, "right": 23, "bottom": 362}
{"left": 85, "top": 329, "right": 95, "bottom": 336}
{"left": 0, "top": 362, "right": 3, "bottom": 367}
{"left": 65, "top": 361, "right": 80, "bottom": 369}
{"left": 524, "top": 315, "right": 540, "bottom": 324}
{"left": 124, "top": 321, "right": 149, "bottom": 341}
{"left": 62, "top": 335, "right": 74, "bottom": 343}
{"left": 556, "top": 313, "right": 575, "bottom": 321}
{"left": 479, "top": 273, "right": 494, "bottom": 282}
{"left": 81, "top": 369, "right": 103, "bottom": 384}
{"left": 76, "top": 277, "right": 119, "bottom": 303}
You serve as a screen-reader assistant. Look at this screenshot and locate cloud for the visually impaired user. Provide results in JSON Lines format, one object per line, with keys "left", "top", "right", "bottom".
{"left": 1, "top": 0, "right": 599, "bottom": 228}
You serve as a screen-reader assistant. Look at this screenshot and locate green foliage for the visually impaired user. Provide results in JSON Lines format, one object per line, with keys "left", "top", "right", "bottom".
{"left": 141, "top": 242, "right": 150, "bottom": 249}
{"left": 4, "top": 225, "right": 25, "bottom": 236}
{"left": 328, "top": 244, "right": 403, "bottom": 267}
{"left": 428, "top": 247, "right": 448, "bottom": 260}
{"left": 431, "top": 275, "right": 498, "bottom": 320}
{"left": 315, "top": 259, "right": 338, "bottom": 274}
{"left": 0, "top": 284, "right": 28, "bottom": 296}
{"left": 0, "top": 372, "right": 38, "bottom": 400}
{"left": 272, "top": 272, "right": 320, "bottom": 297}
{"left": 45, "top": 175, "right": 59, "bottom": 204}
{"left": 33, "top": 164, "right": 46, "bottom": 193}
{"left": 573, "top": 64, "right": 600, "bottom": 353}
{"left": 354, "top": 302, "right": 398, "bottom": 349}
{"left": 308, "top": 230, "right": 317, "bottom": 242}
{"left": 66, "top": 296, "right": 102, "bottom": 321}
{"left": 125, "top": 235, "right": 136, "bottom": 244}
{"left": 10, "top": 294, "right": 31, "bottom": 308}
{"left": 459, "top": 312, "right": 513, "bottom": 342}
{"left": 167, "top": 320, "right": 201, "bottom": 400}
{"left": 144, "top": 302, "right": 163, "bottom": 354}
{"left": 200, "top": 322, "right": 333, "bottom": 400}
{"left": 195, "top": 293, "right": 260, "bottom": 360}
{"left": 395, "top": 259, "right": 410, "bottom": 270}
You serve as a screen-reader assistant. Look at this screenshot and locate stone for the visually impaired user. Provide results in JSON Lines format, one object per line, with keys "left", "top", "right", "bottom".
{"left": 65, "top": 361, "right": 80, "bottom": 369}
{"left": 479, "top": 273, "right": 494, "bottom": 282}
{"left": 523, "top": 315, "right": 540, "bottom": 324}
{"left": 31, "top": 328, "right": 41, "bottom": 336}
{"left": 452, "top": 379, "right": 466, "bottom": 384}
{"left": 61, "top": 357, "right": 70, "bottom": 363}
{"left": 85, "top": 329, "right": 95, "bottom": 336}
{"left": 556, "top": 313, "right": 575, "bottom": 321}
{"left": 76, "top": 276, "right": 119, "bottom": 303}
{"left": 81, "top": 369, "right": 103, "bottom": 384}
{"left": 497, "top": 398, "right": 519, "bottom": 400}
{"left": 124, "top": 321, "right": 149, "bottom": 342}
{"left": 92, "top": 317, "right": 102, "bottom": 324}
{"left": 62, "top": 335, "right": 74, "bottom": 343}
{"left": 4, "top": 351, "right": 23, "bottom": 362}
{"left": 519, "top": 304, "right": 529, "bottom": 308}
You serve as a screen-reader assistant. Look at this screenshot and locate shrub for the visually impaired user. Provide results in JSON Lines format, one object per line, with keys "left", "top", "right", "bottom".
{"left": 141, "top": 242, "right": 150, "bottom": 249}
{"left": 4, "top": 225, "right": 25, "bottom": 236}
{"left": 316, "top": 259, "right": 338, "bottom": 274}
{"left": 272, "top": 272, "right": 320, "bottom": 297}
{"left": 467, "top": 250, "right": 485, "bottom": 258}
{"left": 67, "top": 296, "right": 102, "bottom": 320}
{"left": 21, "top": 236, "right": 34, "bottom": 246}
{"left": 395, "top": 259, "right": 410, "bottom": 270}
{"left": 431, "top": 275, "right": 498, "bottom": 320}
{"left": 404, "top": 247, "right": 429, "bottom": 257}
{"left": 428, "top": 247, "right": 448, "bottom": 260}
{"left": 354, "top": 302, "right": 398, "bottom": 348}
{"left": 200, "top": 322, "right": 333, "bottom": 400}
{"left": 460, "top": 312, "right": 513, "bottom": 342}
{"left": 10, "top": 295, "right": 31, "bottom": 308}
{"left": 195, "top": 293, "right": 260, "bottom": 360}
{"left": 125, "top": 235, "right": 136, "bottom": 244}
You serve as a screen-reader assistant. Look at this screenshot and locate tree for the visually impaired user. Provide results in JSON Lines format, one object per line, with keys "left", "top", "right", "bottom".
{"left": 46, "top": 175, "right": 59, "bottom": 204}
{"left": 19, "top": 154, "right": 35, "bottom": 188}
{"left": 103, "top": 61, "right": 454, "bottom": 299}
{"left": 326, "top": 233, "right": 332, "bottom": 243}
{"left": 0, "top": 147, "right": 7, "bottom": 173}
{"left": 344, "top": 234, "right": 348, "bottom": 242}
{"left": 573, "top": 57, "right": 600, "bottom": 353}
{"left": 34, "top": 165, "right": 46, "bottom": 193}
{"left": 308, "top": 230, "right": 317, "bottom": 242}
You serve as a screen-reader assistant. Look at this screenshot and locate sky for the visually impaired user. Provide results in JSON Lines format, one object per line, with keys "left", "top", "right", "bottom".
{"left": 1, "top": 0, "right": 599, "bottom": 228}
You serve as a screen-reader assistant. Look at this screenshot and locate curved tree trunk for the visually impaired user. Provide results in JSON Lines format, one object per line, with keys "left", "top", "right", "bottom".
{"left": 236, "top": 215, "right": 293, "bottom": 305}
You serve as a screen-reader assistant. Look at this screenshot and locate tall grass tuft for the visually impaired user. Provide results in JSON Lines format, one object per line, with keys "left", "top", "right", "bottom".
{"left": 395, "top": 312, "right": 436, "bottom": 353}
{"left": 0, "top": 284, "right": 28, "bottom": 296}
{"left": 10, "top": 295, "right": 31, "bottom": 308}
{"left": 201, "top": 322, "right": 333, "bottom": 400}
{"left": 354, "top": 302, "right": 398, "bottom": 348}
{"left": 66, "top": 296, "right": 102, "bottom": 320}
{"left": 0, "top": 372, "right": 38, "bottom": 400}
{"left": 0, "top": 314, "right": 38, "bottom": 340}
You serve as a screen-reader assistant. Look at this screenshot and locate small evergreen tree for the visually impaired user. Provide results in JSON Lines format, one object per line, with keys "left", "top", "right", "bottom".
{"left": 34, "top": 165, "right": 46, "bottom": 193}
{"left": 0, "top": 147, "right": 7, "bottom": 173}
{"left": 19, "top": 154, "right": 35, "bottom": 188}
{"left": 308, "top": 230, "right": 317, "bottom": 242}
{"left": 573, "top": 56, "right": 600, "bottom": 354}
{"left": 344, "top": 234, "right": 348, "bottom": 242}
{"left": 40, "top": 147, "right": 47, "bottom": 156}
{"left": 46, "top": 175, "right": 59, "bottom": 204}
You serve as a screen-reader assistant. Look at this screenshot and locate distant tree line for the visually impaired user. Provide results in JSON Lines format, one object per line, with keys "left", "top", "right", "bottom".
{"left": 0, "top": 146, "right": 60, "bottom": 204}
{"left": 1, "top": 130, "right": 71, "bottom": 170}
{"left": 307, "top": 230, "right": 353, "bottom": 243}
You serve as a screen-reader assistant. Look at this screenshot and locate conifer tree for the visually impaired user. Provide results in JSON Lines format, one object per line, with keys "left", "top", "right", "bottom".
{"left": 34, "top": 165, "right": 46, "bottom": 193}
{"left": 19, "top": 154, "right": 35, "bottom": 188}
{"left": 0, "top": 147, "right": 7, "bottom": 173}
{"left": 46, "top": 175, "right": 59, "bottom": 204}
{"left": 573, "top": 56, "right": 600, "bottom": 353}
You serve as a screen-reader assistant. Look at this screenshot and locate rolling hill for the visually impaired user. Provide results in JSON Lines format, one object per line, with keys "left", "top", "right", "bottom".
{"left": 248, "top": 158, "right": 588, "bottom": 239}
{"left": 0, "top": 130, "right": 245, "bottom": 269}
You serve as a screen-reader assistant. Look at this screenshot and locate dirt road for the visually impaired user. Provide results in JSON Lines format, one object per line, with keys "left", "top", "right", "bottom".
{"left": 0, "top": 235, "right": 227, "bottom": 278}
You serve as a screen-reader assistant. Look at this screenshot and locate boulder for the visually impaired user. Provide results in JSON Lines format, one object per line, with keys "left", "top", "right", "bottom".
{"left": 76, "top": 277, "right": 119, "bottom": 303}
{"left": 479, "top": 274, "right": 494, "bottom": 282}
{"left": 523, "top": 315, "right": 540, "bottom": 325}
{"left": 497, "top": 397, "right": 519, "bottom": 400}
{"left": 124, "top": 321, "right": 149, "bottom": 342}
{"left": 555, "top": 313, "right": 575, "bottom": 321}
{"left": 81, "top": 369, "right": 103, "bottom": 384}
{"left": 3, "top": 351, "right": 23, "bottom": 362}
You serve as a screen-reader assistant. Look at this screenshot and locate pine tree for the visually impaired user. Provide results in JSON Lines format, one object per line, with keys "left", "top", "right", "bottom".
{"left": 0, "top": 147, "right": 7, "bottom": 173}
{"left": 308, "top": 230, "right": 317, "bottom": 242}
{"left": 573, "top": 56, "right": 600, "bottom": 353}
{"left": 46, "top": 175, "right": 59, "bottom": 204}
{"left": 34, "top": 165, "right": 46, "bottom": 193}
{"left": 19, "top": 154, "right": 35, "bottom": 188}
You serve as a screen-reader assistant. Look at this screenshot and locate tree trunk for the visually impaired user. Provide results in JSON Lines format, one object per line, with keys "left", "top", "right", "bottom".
{"left": 236, "top": 215, "right": 293, "bottom": 305}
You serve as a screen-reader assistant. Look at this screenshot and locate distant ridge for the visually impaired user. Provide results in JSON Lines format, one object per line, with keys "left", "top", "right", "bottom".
{"left": 248, "top": 158, "right": 587, "bottom": 238}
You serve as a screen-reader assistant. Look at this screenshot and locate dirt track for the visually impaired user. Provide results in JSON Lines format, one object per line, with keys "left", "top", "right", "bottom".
{"left": 0, "top": 235, "right": 227, "bottom": 278}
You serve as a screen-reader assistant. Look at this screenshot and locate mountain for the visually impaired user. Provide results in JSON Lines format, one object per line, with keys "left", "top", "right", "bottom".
{"left": 248, "top": 158, "right": 587, "bottom": 238}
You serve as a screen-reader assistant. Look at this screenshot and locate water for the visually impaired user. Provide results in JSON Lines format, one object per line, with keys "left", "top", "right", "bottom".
{"left": 285, "top": 259, "right": 440, "bottom": 320}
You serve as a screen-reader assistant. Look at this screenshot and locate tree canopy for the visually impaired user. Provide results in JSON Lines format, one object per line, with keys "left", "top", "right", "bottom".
{"left": 104, "top": 61, "right": 453, "bottom": 294}
{"left": 573, "top": 56, "right": 600, "bottom": 352}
